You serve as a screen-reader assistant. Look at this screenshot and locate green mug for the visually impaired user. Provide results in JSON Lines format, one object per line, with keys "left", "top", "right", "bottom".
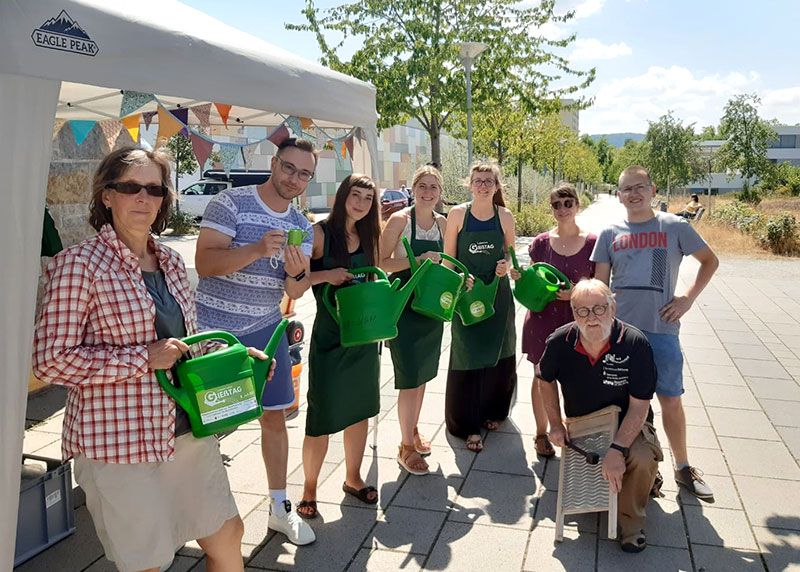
{"left": 287, "top": 228, "right": 312, "bottom": 246}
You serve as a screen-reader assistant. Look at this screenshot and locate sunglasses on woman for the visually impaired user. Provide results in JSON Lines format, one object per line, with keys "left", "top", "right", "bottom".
{"left": 107, "top": 181, "right": 168, "bottom": 197}
{"left": 551, "top": 198, "right": 575, "bottom": 210}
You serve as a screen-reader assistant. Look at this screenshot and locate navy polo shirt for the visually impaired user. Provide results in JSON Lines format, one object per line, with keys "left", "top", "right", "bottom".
{"left": 539, "top": 319, "right": 656, "bottom": 421}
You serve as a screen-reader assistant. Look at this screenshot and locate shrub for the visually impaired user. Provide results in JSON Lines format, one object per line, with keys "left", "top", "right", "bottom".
{"left": 760, "top": 213, "right": 799, "bottom": 255}
{"left": 736, "top": 182, "right": 762, "bottom": 206}
{"left": 167, "top": 209, "right": 198, "bottom": 235}
{"left": 514, "top": 203, "right": 552, "bottom": 237}
{"left": 711, "top": 201, "right": 763, "bottom": 234}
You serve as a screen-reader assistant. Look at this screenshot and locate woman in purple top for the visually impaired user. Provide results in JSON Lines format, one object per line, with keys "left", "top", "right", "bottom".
{"left": 521, "top": 183, "right": 596, "bottom": 458}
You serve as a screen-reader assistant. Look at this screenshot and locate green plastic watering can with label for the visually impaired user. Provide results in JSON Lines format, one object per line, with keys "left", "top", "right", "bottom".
{"left": 155, "top": 319, "right": 288, "bottom": 438}
{"left": 454, "top": 273, "right": 501, "bottom": 326}
{"left": 402, "top": 237, "right": 470, "bottom": 322}
{"left": 508, "top": 246, "right": 571, "bottom": 312}
{"left": 323, "top": 261, "right": 432, "bottom": 347}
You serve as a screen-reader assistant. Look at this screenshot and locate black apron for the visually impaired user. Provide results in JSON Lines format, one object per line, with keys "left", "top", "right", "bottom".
{"left": 388, "top": 207, "right": 445, "bottom": 389}
{"left": 306, "top": 224, "right": 380, "bottom": 437}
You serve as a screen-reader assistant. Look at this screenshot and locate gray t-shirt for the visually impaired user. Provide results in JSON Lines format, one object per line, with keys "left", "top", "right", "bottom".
{"left": 590, "top": 212, "right": 706, "bottom": 335}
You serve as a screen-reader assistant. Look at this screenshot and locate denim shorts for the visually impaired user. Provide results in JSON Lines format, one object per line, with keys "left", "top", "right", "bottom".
{"left": 643, "top": 331, "right": 684, "bottom": 397}
{"left": 237, "top": 321, "right": 294, "bottom": 410}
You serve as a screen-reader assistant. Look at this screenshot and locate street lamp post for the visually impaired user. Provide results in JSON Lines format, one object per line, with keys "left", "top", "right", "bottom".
{"left": 460, "top": 42, "right": 488, "bottom": 168}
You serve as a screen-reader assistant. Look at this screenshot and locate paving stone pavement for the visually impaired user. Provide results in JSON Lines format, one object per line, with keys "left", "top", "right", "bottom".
{"left": 19, "top": 196, "right": 800, "bottom": 571}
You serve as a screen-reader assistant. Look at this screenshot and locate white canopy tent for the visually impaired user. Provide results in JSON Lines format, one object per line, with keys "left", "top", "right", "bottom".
{"left": 0, "top": 1, "right": 378, "bottom": 568}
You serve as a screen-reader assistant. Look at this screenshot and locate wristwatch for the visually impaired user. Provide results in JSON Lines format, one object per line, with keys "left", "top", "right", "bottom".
{"left": 609, "top": 443, "right": 629, "bottom": 458}
{"left": 291, "top": 270, "right": 306, "bottom": 282}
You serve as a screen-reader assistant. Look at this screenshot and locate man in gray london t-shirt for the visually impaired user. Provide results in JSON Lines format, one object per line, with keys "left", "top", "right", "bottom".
{"left": 592, "top": 165, "right": 719, "bottom": 503}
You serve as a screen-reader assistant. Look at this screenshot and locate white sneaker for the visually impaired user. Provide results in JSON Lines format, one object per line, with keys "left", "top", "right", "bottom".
{"left": 268, "top": 499, "right": 316, "bottom": 545}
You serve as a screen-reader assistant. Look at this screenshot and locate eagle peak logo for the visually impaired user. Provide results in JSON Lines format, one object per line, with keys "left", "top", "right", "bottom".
{"left": 32, "top": 10, "right": 99, "bottom": 57}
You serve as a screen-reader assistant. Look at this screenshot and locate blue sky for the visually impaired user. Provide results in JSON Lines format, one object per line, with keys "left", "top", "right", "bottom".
{"left": 182, "top": 0, "right": 800, "bottom": 135}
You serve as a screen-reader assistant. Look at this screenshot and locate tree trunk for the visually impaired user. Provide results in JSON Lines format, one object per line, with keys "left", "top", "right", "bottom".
{"left": 428, "top": 116, "right": 444, "bottom": 212}
{"left": 517, "top": 156, "right": 523, "bottom": 212}
{"left": 497, "top": 138, "right": 504, "bottom": 166}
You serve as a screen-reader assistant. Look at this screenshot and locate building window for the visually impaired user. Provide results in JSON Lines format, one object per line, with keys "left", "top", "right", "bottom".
{"left": 771, "top": 135, "right": 798, "bottom": 148}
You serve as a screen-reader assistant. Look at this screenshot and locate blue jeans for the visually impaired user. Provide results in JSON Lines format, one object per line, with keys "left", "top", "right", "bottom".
{"left": 643, "top": 331, "right": 684, "bottom": 397}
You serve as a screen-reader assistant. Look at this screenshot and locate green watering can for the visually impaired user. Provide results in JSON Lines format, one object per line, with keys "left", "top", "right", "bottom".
{"left": 508, "top": 246, "right": 572, "bottom": 312}
{"left": 454, "top": 272, "right": 501, "bottom": 326}
{"left": 402, "top": 237, "right": 471, "bottom": 322}
{"left": 323, "top": 262, "right": 432, "bottom": 347}
{"left": 156, "top": 320, "right": 288, "bottom": 438}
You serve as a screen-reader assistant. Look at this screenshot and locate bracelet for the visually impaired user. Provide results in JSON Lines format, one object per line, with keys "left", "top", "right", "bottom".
{"left": 291, "top": 270, "right": 306, "bottom": 282}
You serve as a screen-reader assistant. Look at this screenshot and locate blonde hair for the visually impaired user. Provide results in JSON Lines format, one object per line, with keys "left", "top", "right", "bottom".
{"left": 619, "top": 165, "right": 652, "bottom": 186}
{"left": 466, "top": 162, "right": 506, "bottom": 207}
{"left": 412, "top": 165, "right": 443, "bottom": 190}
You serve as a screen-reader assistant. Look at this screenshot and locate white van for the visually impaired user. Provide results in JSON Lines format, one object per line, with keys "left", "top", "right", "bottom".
{"left": 179, "top": 170, "right": 271, "bottom": 218}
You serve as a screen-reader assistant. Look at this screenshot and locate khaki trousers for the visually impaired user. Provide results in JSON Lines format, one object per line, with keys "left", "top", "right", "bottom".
{"left": 618, "top": 422, "right": 663, "bottom": 538}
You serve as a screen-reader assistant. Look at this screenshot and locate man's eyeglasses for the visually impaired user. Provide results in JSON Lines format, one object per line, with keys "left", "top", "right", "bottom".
{"left": 572, "top": 304, "right": 608, "bottom": 318}
{"left": 619, "top": 184, "right": 650, "bottom": 195}
{"left": 471, "top": 178, "right": 496, "bottom": 188}
{"left": 107, "top": 182, "right": 168, "bottom": 197}
{"left": 551, "top": 199, "right": 575, "bottom": 210}
{"left": 276, "top": 156, "right": 314, "bottom": 182}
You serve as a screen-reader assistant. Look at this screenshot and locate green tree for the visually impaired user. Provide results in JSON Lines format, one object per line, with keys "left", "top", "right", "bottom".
{"left": 697, "top": 125, "right": 720, "bottom": 141}
{"left": 718, "top": 94, "right": 777, "bottom": 183}
{"left": 607, "top": 139, "right": 650, "bottom": 184}
{"left": 288, "top": 0, "right": 594, "bottom": 165}
{"left": 563, "top": 139, "right": 603, "bottom": 187}
{"left": 644, "top": 111, "right": 701, "bottom": 196}
{"left": 166, "top": 134, "right": 198, "bottom": 212}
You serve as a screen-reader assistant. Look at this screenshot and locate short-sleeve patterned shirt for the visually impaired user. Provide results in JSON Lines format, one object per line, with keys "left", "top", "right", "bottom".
{"left": 196, "top": 186, "right": 313, "bottom": 335}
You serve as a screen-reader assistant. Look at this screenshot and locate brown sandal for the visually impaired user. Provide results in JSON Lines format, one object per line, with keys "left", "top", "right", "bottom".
{"left": 534, "top": 434, "right": 556, "bottom": 458}
{"left": 398, "top": 444, "right": 429, "bottom": 475}
{"left": 465, "top": 434, "right": 484, "bottom": 453}
{"left": 413, "top": 427, "right": 432, "bottom": 455}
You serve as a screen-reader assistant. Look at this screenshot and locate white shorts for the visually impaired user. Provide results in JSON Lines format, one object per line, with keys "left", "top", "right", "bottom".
{"left": 74, "top": 435, "right": 239, "bottom": 572}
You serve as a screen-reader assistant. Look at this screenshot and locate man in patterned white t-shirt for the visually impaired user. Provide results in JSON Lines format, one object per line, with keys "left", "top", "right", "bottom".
{"left": 195, "top": 138, "right": 316, "bottom": 545}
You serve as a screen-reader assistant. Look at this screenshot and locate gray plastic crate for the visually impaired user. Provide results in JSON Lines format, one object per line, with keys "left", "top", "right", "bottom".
{"left": 14, "top": 454, "right": 76, "bottom": 567}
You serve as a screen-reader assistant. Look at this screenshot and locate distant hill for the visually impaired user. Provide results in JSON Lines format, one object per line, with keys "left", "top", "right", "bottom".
{"left": 588, "top": 133, "right": 645, "bottom": 148}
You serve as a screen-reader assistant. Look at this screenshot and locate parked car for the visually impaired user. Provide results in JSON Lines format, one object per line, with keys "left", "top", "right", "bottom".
{"left": 179, "top": 170, "right": 271, "bottom": 219}
{"left": 380, "top": 188, "right": 408, "bottom": 220}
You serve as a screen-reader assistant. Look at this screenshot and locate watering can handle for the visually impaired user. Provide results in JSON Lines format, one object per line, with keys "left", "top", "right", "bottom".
{"left": 347, "top": 266, "right": 389, "bottom": 281}
{"left": 322, "top": 284, "right": 339, "bottom": 324}
{"left": 178, "top": 330, "right": 241, "bottom": 348}
{"left": 532, "top": 262, "right": 572, "bottom": 290}
{"left": 440, "top": 253, "right": 470, "bottom": 277}
{"left": 401, "top": 237, "right": 418, "bottom": 272}
{"left": 508, "top": 245, "right": 523, "bottom": 272}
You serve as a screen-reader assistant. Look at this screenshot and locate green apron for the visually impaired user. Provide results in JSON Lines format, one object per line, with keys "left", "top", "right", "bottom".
{"left": 449, "top": 203, "right": 516, "bottom": 371}
{"left": 306, "top": 224, "right": 380, "bottom": 437}
{"left": 388, "top": 207, "right": 445, "bottom": 389}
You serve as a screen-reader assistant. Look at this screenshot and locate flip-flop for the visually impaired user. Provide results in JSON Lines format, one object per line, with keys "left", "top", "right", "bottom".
{"left": 534, "top": 434, "right": 556, "bottom": 458}
{"left": 342, "top": 483, "right": 379, "bottom": 505}
{"left": 296, "top": 500, "right": 318, "bottom": 520}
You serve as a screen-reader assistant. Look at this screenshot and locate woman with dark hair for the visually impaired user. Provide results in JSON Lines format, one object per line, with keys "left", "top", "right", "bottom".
{"left": 379, "top": 165, "right": 447, "bottom": 476}
{"left": 297, "top": 174, "right": 382, "bottom": 519}
{"left": 521, "top": 183, "right": 596, "bottom": 458}
{"left": 33, "top": 146, "right": 264, "bottom": 571}
{"left": 443, "top": 163, "right": 518, "bottom": 452}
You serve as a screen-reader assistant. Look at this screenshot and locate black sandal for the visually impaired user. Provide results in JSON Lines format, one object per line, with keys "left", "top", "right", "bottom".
{"left": 296, "top": 499, "right": 318, "bottom": 519}
{"left": 342, "top": 483, "right": 379, "bottom": 505}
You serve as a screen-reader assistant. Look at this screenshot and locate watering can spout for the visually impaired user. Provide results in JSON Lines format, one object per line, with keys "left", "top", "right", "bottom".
{"left": 251, "top": 319, "right": 289, "bottom": 399}
{"left": 391, "top": 258, "right": 432, "bottom": 322}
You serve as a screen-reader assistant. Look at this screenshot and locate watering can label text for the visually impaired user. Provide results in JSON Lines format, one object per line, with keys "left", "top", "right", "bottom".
{"left": 198, "top": 378, "right": 258, "bottom": 424}
{"left": 469, "top": 301, "right": 486, "bottom": 318}
{"left": 439, "top": 292, "right": 454, "bottom": 310}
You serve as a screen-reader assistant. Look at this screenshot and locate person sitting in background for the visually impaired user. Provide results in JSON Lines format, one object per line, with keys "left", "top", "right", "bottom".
{"left": 676, "top": 194, "right": 702, "bottom": 219}
{"left": 539, "top": 279, "right": 662, "bottom": 554}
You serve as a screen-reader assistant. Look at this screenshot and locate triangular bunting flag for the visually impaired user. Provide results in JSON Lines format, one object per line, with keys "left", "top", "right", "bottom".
{"left": 120, "top": 91, "right": 155, "bottom": 117}
{"left": 156, "top": 106, "right": 184, "bottom": 147}
{"left": 121, "top": 114, "right": 140, "bottom": 143}
{"left": 285, "top": 116, "right": 302, "bottom": 137}
{"left": 218, "top": 143, "right": 241, "bottom": 174}
{"left": 267, "top": 124, "right": 290, "bottom": 147}
{"left": 355, "top": 127, "right": 364, "bottom": 142}
{"left": 300, "top": 117, "right": 313, "bottom": 129}
{"left": 69, "top": 120, "right": 96, "bottom": 146}
{"left": 142, "top": 111, "right": 157, "bottom": 129}
{"left": 316, "top": 128, "right": 328, "bottom": 150}
{"left": 242, "top": 143, "right": 258, "bottom": 168}
{"left": 345, "top": 135, "right": 354, "bottom": 159}
{"left": 341, "top": 141, "right": 347, "bottom": 159}
{"left": 99, "top": 120, "right": 122, "bottom": 151}
{"left": 191, "top": 103, "right": 212, "bottom": 129}
{"left": 169, "top": 107, "right": 189, "bottom": 127}
{"left": 214, "top": 103, "right": 232, "bottom": 127}
{"left": 190, "top": 133, "right": 214, "bottom": 170}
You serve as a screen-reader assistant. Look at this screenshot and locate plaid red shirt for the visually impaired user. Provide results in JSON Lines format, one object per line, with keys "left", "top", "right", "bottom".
{"left": 33, "top": 224, "right": 201, "bottom": 464}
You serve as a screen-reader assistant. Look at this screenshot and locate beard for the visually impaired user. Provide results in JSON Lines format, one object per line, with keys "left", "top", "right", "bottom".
{"left": 578, "top": 321, "right": 613, "bottom": 345}
{"left": 273, "top": 178, "right": 304, "bottom": 201}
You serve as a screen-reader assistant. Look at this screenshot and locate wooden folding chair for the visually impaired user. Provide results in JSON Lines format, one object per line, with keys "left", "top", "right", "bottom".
{"left": 555, "top": 405, "right": 621, "bottom": 541}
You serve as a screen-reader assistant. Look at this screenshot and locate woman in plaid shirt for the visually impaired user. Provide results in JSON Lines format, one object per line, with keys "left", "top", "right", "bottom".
{"left": 33, "top": 147, "right": 263, "bottom": 572}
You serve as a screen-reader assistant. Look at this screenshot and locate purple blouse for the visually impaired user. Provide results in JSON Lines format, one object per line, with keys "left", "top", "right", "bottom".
{"left": 521, "top": 231, "right": 597, "bottom": 364}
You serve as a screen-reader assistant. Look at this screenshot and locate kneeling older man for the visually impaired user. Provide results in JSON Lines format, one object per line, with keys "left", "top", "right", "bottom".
{"left": 539, "top": 278, "right": 663, "bottom": 553}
